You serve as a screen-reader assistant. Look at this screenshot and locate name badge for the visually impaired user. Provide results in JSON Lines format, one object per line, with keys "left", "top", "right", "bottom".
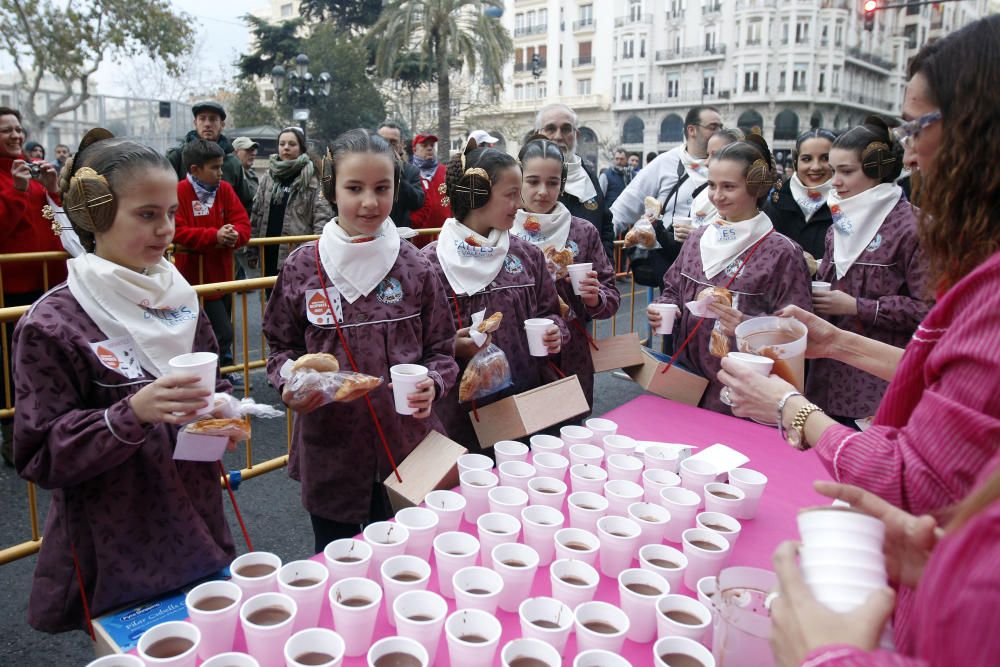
{"left": 89, "top": 336, "right": 145, "bottom": 380}
{"left": 192, "top": 200, "right": 210, "bottom": 217}
{"left": 305, "top": 287, "right": 342, "bottom": 325}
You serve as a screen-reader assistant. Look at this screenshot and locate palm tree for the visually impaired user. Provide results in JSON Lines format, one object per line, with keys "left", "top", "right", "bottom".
{"left": 369, "top": 0, "right": 513, "bottom": 160}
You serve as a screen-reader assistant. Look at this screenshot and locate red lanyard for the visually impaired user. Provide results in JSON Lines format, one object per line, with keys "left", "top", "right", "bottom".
{"left": 313, "top": 244, "right": 402, "bottom": 483}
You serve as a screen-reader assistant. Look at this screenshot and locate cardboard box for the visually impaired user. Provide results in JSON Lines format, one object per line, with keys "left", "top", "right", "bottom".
{"left": 624, "top": 347, "right": 709, "bottom": 406}
{"left": 470, "top": 375, "right": 590, "bottom": 449}
{"left": 590, "top": 332, "right": 645, "bottom": 373}
{"left": 384, "top": 430, "right": 467, "bottom": 512}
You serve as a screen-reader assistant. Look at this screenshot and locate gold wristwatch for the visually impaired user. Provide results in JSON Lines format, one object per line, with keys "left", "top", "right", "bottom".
{"left": 787, "top": 402, "right": 823, "bottom": 451}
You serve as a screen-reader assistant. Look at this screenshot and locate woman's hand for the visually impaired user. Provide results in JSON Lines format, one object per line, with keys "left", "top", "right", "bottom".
{"left": 774, "top": 305, "right": 844, "bottom": 360}
{"left": 717, "top": 357, "right": 797, "bottom": 423}
{"left": 813, "top": 289, "right": 858, "bottom": 317}
{"left": 803, "top": 251, "right": 818, "bottom": 277}
{"left": 37, "top": 162, "right": 59, "bottom": 194}
{"left": 814, "top": 481, "right": 940, "bottom": 589}
{"left": 572, "top": 271, "right": 602, "bottom": 308}
{"left": 454, "top": 327, "right": 489, "bottom": 362}
{"left": 10, "top": 159, "right": 31, "bottom": 192}
{"left": 769, "top": 541, "right": 896, "bottom": 667}
{"left": 129, "top": 373, "right": 212, "bottom": 425}
{"left": 281, "top": 386, "right": 327, "bottom": 414}
{"left": 543, "top": 325, "right": 562, "bottom": 354}
{"left": 405, "top": 378, "right": 436, "bottom": 419}
{"left": 673, "top": 220, "right": 693, "bottom": 242}
{"left": 709, "top": 302, "right": 744, "bottom": 337}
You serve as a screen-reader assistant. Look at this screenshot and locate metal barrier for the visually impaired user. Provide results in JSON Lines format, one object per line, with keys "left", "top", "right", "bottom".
{"left": 0, "top": 231, "right": 651, "bottom": 565}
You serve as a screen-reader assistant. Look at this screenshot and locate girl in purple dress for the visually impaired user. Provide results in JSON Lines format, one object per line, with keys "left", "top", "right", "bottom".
{"left": 14, "top": 131, "right": 235, "bottom": 633}
{"left": 512, "top": 137, "right": 620, "bottom": 409}
{"left": 263, "top": 130, "right": 458, "bottom": 551}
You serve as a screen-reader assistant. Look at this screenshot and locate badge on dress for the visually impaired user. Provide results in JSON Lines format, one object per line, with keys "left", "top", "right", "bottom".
{"left": 376, "top": 277, "right": 404, "bottom": 304}
{"left": 305, "top": 287, "right": 342, "bottom": 325}
{"left": 192, "top": 200, "right": 210, "bottom": 217}
{"left": 583, "top": 198, "right": 599, "bottom": 211}
{"left": 503, "top": 254, "right": 525, "bottom": 274}
{"left": 89, "top": 336, "right": 145, "bottom": 380}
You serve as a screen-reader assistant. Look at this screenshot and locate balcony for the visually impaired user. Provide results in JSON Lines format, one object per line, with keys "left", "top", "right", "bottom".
{"left": 573, "top": 18, "right": 595, "bottom": 32}
{"left": 513, "top": 59, "right": 547, "bottom": 73}
{"left": 735, "top": 0, "right": 778, "bottom": 11}
{"left": 654, "top": 45, "right": 727, "bottom": 64}
{"left": 514, "top": 24, "right": 547, "bottom": 38}
{"left": 572, "top": 56, "right": 595, "bottom": 68}
{"left": 648, "top": 89, "right": 727, "bottom": 105}
{"left": 846, "top": 47, "right": 894, "bottom": 73}
{"left": 702, "top": 2, "right": 722, "bottom": 17}
{"left": 615, "top": 13, "right": 652, "bottom": 28}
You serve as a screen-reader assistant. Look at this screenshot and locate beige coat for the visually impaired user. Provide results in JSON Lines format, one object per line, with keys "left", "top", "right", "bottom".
{"left": 249, "top": 171, "right": 334, "bottom": 270}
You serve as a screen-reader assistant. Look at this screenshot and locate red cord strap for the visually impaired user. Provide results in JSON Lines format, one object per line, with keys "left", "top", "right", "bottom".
{"left": 313, "top": 244, "right": 403, "bottom": 483}
{"left": 571, "top": 317, "right": 600, "bottom": 352}
{"left": 70, "top": 540, "right": 95, "bottom": 641}
{"left": 660, "top": 229, "right": 774, "bottom": 374}
{"left": 220, "top": 461, "right": 253, "bottom": 552}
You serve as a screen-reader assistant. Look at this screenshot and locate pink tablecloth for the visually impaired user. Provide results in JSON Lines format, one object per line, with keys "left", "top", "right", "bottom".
{"left": 189, "top": 396, "right": 832, "bottom": 666}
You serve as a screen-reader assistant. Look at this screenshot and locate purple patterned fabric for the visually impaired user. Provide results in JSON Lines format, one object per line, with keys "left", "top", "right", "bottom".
{"left": 655, "top": 224, "right": 814, "bottom": 414}
{"left": 422, "top": 235, "right": 568, "bottom": 450}
{"left": 13, "top": 285, "right": 235, "bottom": 633}
{"left": 264, "top": 241, "right": 459, "bottom": 522}
{"left": 807, "top": 198, "right": 932, "bottom": 418}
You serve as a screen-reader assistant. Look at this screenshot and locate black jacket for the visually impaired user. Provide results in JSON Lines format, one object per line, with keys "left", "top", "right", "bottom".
{"left": 167, "top": 131, "right": 253, "bottom": 213}
{"left": 560, "top": 160, "right": 615, "bottom": 260}
{"left": 391, "top": 161, "right": 425, "bottom": 228}
{"left": 764, "top": 179, "right": 833, "bottom": 260}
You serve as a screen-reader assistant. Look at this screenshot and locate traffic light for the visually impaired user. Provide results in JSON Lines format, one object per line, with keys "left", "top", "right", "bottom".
{"left": 863, "top": 0, "right": 878, "bottom": 32}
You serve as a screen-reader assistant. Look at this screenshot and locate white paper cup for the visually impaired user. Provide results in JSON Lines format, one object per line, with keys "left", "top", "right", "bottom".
{"left": 284, "top": 628, "right": 345, "bottom": 667}
{"left": 570, "top": 463, "right": 608, "bottom": 494}
{"left": 602, "top": 434, "right": 637, "bottom": 457}
{"left": 392, "top": 589, "right": 448, "bottom": 666}
{"left": 574, "top": 650, "right": 632, "bottom": 667}
{"left": 805, "top": 566, "right": 889, "bottom": 591}
{"left": 811, "top": 281, "right": 832, "bottom": 292}
{"left": 585, "top": 418, "right": 618, "bottom": 441}
{"left": 604, "top": 479, "right": 644, "bottom": 517}
{"left": 488, "top": 480, "right": 533, "bottom": 516}
{"left": 491, "top": 542, "right": 540, "bottom": 612}
{"left": 618, "top": 567, "right": 670, "bottom": 643}
{"left": 703, "top": 482, "right": 746, "bottom": 516}
{"left": 230, "top": 552, "right": 282, "bottom": 599}
{"left": 458, "top": 453, "right": 495, "bottom": 476}
{"left": 380, "top": 554, "right": 431, "bottom": 627}
{"left": 681, "top": 528, "right": 732, "bottom": 589}
{"left": 560, "top": 425, "right": 594, "bottom": 446}
{"left": 137, "top": 620, "right": 201, "bottom": 667}
{"left": 696, "top": 511, "right": 742, "bottom": 547}
{"left": 532, "top": 452, "right": 570, "bottom": 481}
{"left": 549, "top": 558, "right": 600, "bottom": 609}
{"left": 168, "top": 352, "right": 217, "bottom": 415}
{"left": 518, "top": 596, "right": 574, "bottom": 652}
{"left": 239, "top": 592, "right": 297, "bottom": 667}
{"left": 85, "top": 656, "right": 146, "bottom": 667}
{"left": 643, "top": 446, "right": 681, "bottom": 473}
{"left": 389, "top": 363, "right": 429, "bottom": 415}
{"left": 185, "top": 580, "right": 243, "bottom": 661}
{"left": 568, "top": 444, "right": 604, "bottom": 467}
{"left": 726, "top": 351, "right": 775, "bottom": 376}
{"left": 567, "top": 491, "right": 609, "bottom": 533}
{"left": 567, "top": 262, "right": 593, "bottom": 295}
{"left": 798, "top": 545, "right": 886, "bottom": 571}
{"left": 494, "top": 440, "right": 529, "bottom": 465}
{"left": 525, "top": 318, "right": 555, "bottom": 357}
{"left": 606, "top": 454, "right": 644, "bottom": 484}
{"left": 424, "top": 489, "right": 467, "bottom": 533}
{"left": 649, "top": 303, "right": 679, "bottom": 335}
{"left": 643, "top": 468, "right": 681, "bottom": 502}
{"left": 521, "top": 504, "right": 565, "bottom": 566}
{"left": 727, "top": 467, "right": 768, "bottom": 519}
{"left": 362, "top": 521, "right": 410, "bottom": 573}
{"left": 797, "top": 506, "right": 886, "bottom": 541}
{"left": 199, "top": 653, "right": 259, "bottom": 667}
{"left": 640, "top": 544, "right": 689, "bottom": 592}
{"left": 659, "top": 486, "right": 701, "bottom": 542}
{"left": 553, "top": 527, "right": 600, "bottom": 566}
{"left": 277, "top": 559, "right": 330, "bottom": 632}
{"left": 460, "top": 469, "right": 499, "bottom": 523}
{"left": 680, "top": 458, "right": 719, "bottom": 504}
{"left": 366, "top": 635, "right": 428, "bottom": 667}
{"left": 527, "top": 476, "right": 568, "bottom": 509}
{"left": 327, "top": 577, "right": 382, "bottom": 657}
{"left": 655, "top": 594, "right": 712, "bottom": 641}
{"left": 477, "top": 512, "right": 521, "bottom": 561}
{"left": 395, "top": 506, "right": 440, "bottom": 561}
{"left": 696, "top": 576, "right": 718, "bottom": 620}
{"left": 452, "top": 566, "right": 504, "bottom": 614}
{"left": 323, "top": 538, "right": 372, "bottom": 582}
{"left": 628, "top": 501, "right": 671, "bottom": 545}
{"left": 573, "top": 601, "right": 630, "bottom": 654}
{"left": 433, "top": 530, "right": 480, "bottom": 598}
{"left": 530, "top": 434, "right": 566, "bottom": 457}
{"left": 498, "top": 460, "right": 537, "bottom": 491}
{"left": 654, "top": 636, "right": 716, "bottom": 667}
{"left": 798, "top": 529, "right": 885, "bottom": 553}
{"left": 445, "top": 608, "right": 503, "bottom": 667}
{"left": 501, "top": 637, "right": 562, "bottom": 667}
{"left": 596, "top": 515, "right": 641, "bottom": 578}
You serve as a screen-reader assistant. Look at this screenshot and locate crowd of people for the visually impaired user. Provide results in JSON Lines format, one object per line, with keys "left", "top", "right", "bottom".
{"left": 0, "top": 14, "right": 997, "bottom": 666}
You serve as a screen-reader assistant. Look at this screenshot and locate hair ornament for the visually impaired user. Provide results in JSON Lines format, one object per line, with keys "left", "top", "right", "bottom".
{"left": 861, "top": 141, "right": 896, "bottom": 179}
{"left": 746, "top": 158, "right": 774, "bottom": 198}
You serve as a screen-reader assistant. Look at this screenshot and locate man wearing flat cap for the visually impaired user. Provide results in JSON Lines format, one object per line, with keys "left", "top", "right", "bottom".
{"left": 408, "top": 133, "right": 452, "bottom": 246}
{"left": 167, "top": 100, "right": 252, "bottom": 211}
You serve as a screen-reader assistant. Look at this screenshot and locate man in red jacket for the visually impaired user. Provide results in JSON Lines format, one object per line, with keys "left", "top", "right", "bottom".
{"left": 174, "top": 139, "right": 251, "bottom": 385}
{"left": 408, "top": 133, "right": 453, "bottom": 247}
{"left": 0, "top": 106, "right": 68, "bottom": 465}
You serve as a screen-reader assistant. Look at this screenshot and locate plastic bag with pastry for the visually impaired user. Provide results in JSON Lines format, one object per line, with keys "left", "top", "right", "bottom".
{"left": 623, "top": 218, "right": 657, "bottom": 249}
{"left": 184, "top": 417, "right": 252, "bottom": 441}
{"left": 279, "top": 357, "right": 384, "bottom": 407}
{"left": 543, "top": 246, "right": 574, "bottom": 280}
{"left": 709, "top": 324, "right": 731, "bottom": 358}
{"left": 458, "top": 343, "right": 513, "bottom": 403}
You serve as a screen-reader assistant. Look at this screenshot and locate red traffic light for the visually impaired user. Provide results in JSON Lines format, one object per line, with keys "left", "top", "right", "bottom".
{"left": 864, "top": 0, "right": 878, "bottom": 10}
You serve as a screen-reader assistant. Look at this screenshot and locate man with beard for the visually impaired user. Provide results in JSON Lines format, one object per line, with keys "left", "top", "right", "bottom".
{"left": 599, "top": 148, "right": 633, "bottom": 209}
{"left": 409, "top": 133, "right": 452, "bottom": 244}
{"left": 535, "top": 104, "right": 615, "bottom": 260}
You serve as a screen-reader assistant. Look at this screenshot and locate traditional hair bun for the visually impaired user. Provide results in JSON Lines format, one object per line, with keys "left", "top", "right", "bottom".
{"left": 743, "top": 134, "right": 777, "bottom": 197}
{"left": 320, "top": 146, "right": 335, "bottom": 203}
{"left": 63, "top": 167, "right": 116, "bottom": 234}
{"left": 860, "top": 115, "right": 899, "bottom": 180}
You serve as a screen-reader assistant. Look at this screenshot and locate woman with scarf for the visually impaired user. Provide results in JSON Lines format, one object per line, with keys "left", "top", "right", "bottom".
{"left": 671, "top": 128, "right": 744, "bottom": 233}
{"left": 249, "top": 127, "right": 333, "bottom": 281}
{"left": 408, "top": 133, "right": 453, "bottom": 247}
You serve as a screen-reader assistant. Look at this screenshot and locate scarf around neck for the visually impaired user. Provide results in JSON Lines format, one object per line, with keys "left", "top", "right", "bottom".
{"left": 564, "top": 153, "right": 598, "bottom": 204}
{"left": 411, "top": 155, "right": 440, "bottom": 180}
{"left": 186, "top": 174, "right": 219, "bottom": 207}
{"left": 512, "top": 203, "right": 573, "bottom": 251}
{"left": 829, "top": 183, "right": 902, "bottom": 279}
{"left": 436, "top": 218, "right": 511, "bottom": 296}
{"left": 789, "top": 173, "right": 833, "bottom": 222}
{"left": 680, "top": 148, "right": 709, "bottom": 183}
{"left": 318, "top": 218, "right": 401, "bottom": 304}
{"left": 699, "top": 210, "right": 774, "bottom": 280}
{"left": 268, "top": 153, "right": 314, "bottom": 203}
{"left": 690, "top": 187, "right": 717, "bottom": 229}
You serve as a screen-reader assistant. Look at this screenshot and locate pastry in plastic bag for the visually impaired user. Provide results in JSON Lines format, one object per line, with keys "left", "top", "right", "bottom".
{"left": 543, "top": 246, "right": 574, "bottom": 279}
{"left": 333, "top": 373, "right": 383, "bottom": 402}
{"left": 279, "top": 357, "right": 384, "bottom": 407}
{"left": 292, "top": 352, "right": 340, "bottom": 373}
{"left": 459, "top": 343, "right": 513, "bottom": 403}
{"left": 185, "top": 417, "right": 252, "bottom": 440}
{"left": 477, "top": 311, "right": 503, "bottom": 334}
{"left": 697, "top": 286, "right": 733, "bottom": 308}
{"left": 709, "top": 326, "right": 731, "bottom": 358}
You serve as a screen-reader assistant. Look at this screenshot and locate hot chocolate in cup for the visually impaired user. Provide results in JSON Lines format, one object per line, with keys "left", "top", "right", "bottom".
{"left": 366, "top": 635, "right": 429, "bottom": 667}
{"left": 735, "top": 316, "right": 809, "bottom": 391}
{"left": 239, "top": 593, "right": 298, "bottom": 667}
{"left": 501, "top": 637, "right": 562, "bottom": 667}
{"left": 659, "top": 486, "right": 701, "bottom": 542}
{"left": 392, "top": 589, "right": 448, "bottom": 666}
{"left": 323, "top": 538, "right": 372, "bottom": 581}
{"left": 284, "top": 628, "right": 345, "bottom": 667}
{"left": 327, "top": 577, "right": 382, "bottom": 658}
{"left": 573, "top": 650, "right": 632, "bottom": 667}
{"left": 681, "top": 527, "right": 732, "bottom": 590}
{"left": 167, "top": 352, "right": 217, "bottom": 416}
{"left": 432, "top": 531, "right": 480, "bottom": 598}
{"left": 549, "top": 558, "right": 600, "bottom": 610}
{"left": 423, "top": 489, "right": 466, "bottom": 534}
{"left": 527, "top": 475, "right": 568, "bottom": 509}
{"left": 595, "top": 515, "right": 642, "bottom": 578}
{"left": 198, "top": 653, "right": 259, "bottom": 667}
{"left": 230, "top": 552, "right": 282, "bottom": 600}
{"left": 553, "top": 527, "right": 600, "bottom": 566}
{"left": 639, "top": 544, "right": 688, "bottom": 592}
{"left": 573, "top": 601, "right": 631, "bottom": 654}
{"left": 452, "top": 566, "right": 504, "bottom": 615}
{"left": 185, "top": 580, "right": 243, "bottom": 661}
{"left": 653, "top": 636, "right": 716, "bottom": 667}
{"left": 395, "top": 506, "right": 440, "bottom": 561}
{"left": 517, "top": 596, "right": 574, "bottom": 653}
{"left": 727, "top": 467, "right": 768, "bottom": 519}
{"left": 459, "top": 469, "right": 499, "bottom": 523}
{"left": 445, "top": 607, "right": 503, "bottom": 667}
{"left": 567, "top": 491, "right": 609, "bottom": 533}
{"left": 379, "top": 554, "right": 431, "bottom": 627}
{"left": 695, "top": 511, "right": 742, "bottom": 547}
{"left": 362, "top": 521, "right": 410, "bottom": 573}
{"left": 491, "top": 542, "right": 541, "bottom": 613}
{"left": 604, "top": 479, "right": 644, "bottom": 517}
{"left": 277, "top": 559, "right": 330, "bottom": 632}
{"left": 679, "top": 458, "right": 719, "bottom": 505}
{"left": 521, "top": 504, "right": 565, "bottom": 567}
{"left": 477, "top": 512, "right": 522, "bottom": 561}
{"left": 137, "top": 620, "right": 201, "bottom": 667}
{"left": 628, "top": 501, "right": 671, "bottom": 545}
{"left": 643, "top": 468, "right": 681, "bottom": 502}
{"left": 703, "top": 482, "right": 746, "bottom": 516}
{"left": 797, "top": 505, "right": 886, "bottom": 541}
{"left": 654, "top": 594, "right": 712, "bottom": 642}
{"left": 488, "top": 485, "right": 530, "bottom": 518}
{"left": 618, "top": 567, "right": 670, "bottom": 643}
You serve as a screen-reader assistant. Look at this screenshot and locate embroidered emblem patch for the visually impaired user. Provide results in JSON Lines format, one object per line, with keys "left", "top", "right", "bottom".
{"left": 376, "top": 277, "right": 404, "bottom": 304}
{"left": 567, "top": 240, "right": 580, "bottom": 258}
{"left": 583, "top": 198, "right": 599, "bottom": 211}
{"left": 866, "top": 233, "right": 883, "bottom": 252}
{"left": 503, "top": 254, "right": 525, "bottom": 274}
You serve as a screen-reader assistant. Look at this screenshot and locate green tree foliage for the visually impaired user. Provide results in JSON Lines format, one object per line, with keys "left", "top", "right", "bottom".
{"left": 298, "top": 0, "right": 383, "bottom": 29}
{"left": 228, "top": 79, "right": 280, "bottom": 129}
{"left": 369, "top": 1, "right": 512, "bottom": 160}
{"left": 237, "top": 15, "right": 304, "bottom": 81}
{"left": 0, "top": 0, "right": 191, "bottom": 132}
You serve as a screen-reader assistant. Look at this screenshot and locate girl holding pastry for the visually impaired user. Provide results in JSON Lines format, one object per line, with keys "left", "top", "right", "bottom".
{"left": 647, "top": 134, "right": 813, "bottom": 415}
{"left": 263, "top": 130, "right": 458, "bottom": 552}
{"left": 422, "top": 140, "right": 567, "bottom": 450}
{"left": 513, "top": 136, "right": 620, "bottom": 408}
{"left": 13, "top": 130, "right": 235, "bottom": 633}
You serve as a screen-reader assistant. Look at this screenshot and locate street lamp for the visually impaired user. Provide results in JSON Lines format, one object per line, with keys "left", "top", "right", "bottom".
{"left": 270, "top": 53, "right": 331, "bottom": 144}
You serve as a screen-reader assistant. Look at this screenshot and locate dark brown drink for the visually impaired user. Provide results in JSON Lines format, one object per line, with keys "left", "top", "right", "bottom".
{"left": 739, "top": 330, "right": 804, "bottom": 390}
{"left": 560, "top": 575, "right": 589, "bottom": 586}
{"left": 246, "top": 605, "right": 291, "bottom": 626}
{"left": 509, "top": 658, "right": 551, "bottom": 667}
{"left": 690, "top": 539, "right": 722, "bottom": 551}
{"left": 459, "top": 633, "right": 488, "bottom": 643}
{"left": 501, "top": 559, "right": 527, "bottom": 568}
{"left": 564, "top": 541, "right": 591, "bottom": 551}
{"left": 296, "top": 651, "right": 337, "bottom": 665}
{"left": 703, "top": 523, "right": 733, "bottom": 533}
{"left": 192, "top": 595, "right": 235, "bottom": 611}
{"left": 608, "top": 531, "right": 630, "bottom": 538}
{"left": 659, "top": 653, "right": 705, "bottom": 667}
{"left": 464, "top": 588, "right": 491, "bottom": 595}
{"left": 531, "top": 618, "right": 561, "bottom": 629}
{"left": 335, "top": 555, "right": 361, "bottom": 563}
{"left": 575, "top": 504, "right": 597, "bottom": 510}
{"left": 665, "top": 610, "right": 704, "bottom": 625}
{"left": 408, "top": 614, "right": 434, "bottom": 622}
{"left": 582, "top": 620, "right": 619, "bottom": 634}
{"left": 647, "top": 557, "right": 679, "bottom": 569}
{"left": 373, "top": 652, "right": 423, "bottom": 667}
{"left": 392, "top": 571, "right": 423, "bottom": 582}
{"left": 710, "top": 490, "right": 739, "bottom": 500}
{"left": 625, "top": 582, "right": 663, "bottom": 596}
{"left": 288, "top": 577, "right": 321, "bottom": 587}
{"left": 236, "top": 563, "right": 276, "bottom": 578}
{"left": 338, "top": 596, "right": 372, "bottom": 607}
{"left": 144, "top": 636, "right": 194, "bottom": 659}
{"left": 536, "top": 487, "right": 557, "bottom": 494}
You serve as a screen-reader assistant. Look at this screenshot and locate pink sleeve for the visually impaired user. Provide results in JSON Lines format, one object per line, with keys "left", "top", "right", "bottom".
{"left": 801, "top": 646, "right": 924, "bottom": 667}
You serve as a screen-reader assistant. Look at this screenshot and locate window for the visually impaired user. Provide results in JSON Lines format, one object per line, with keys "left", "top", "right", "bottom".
{"left": 280, "top": 3, "right": 293, "bottom": 18}
{"left": 660, "top": 114, "right": 684, "bottom": 142}
{"left": 538, "top": 83, "right": 547, "bottom": 99}
{"left": 795, "top": 21, "right": 809, "bottom": 44}
{"left": 818, "top": 71, "right": 826, "bottom": 93}
{"left": 515, "top": 13, "right": 524, "bottom": 31}
{"left": 904, "top": 25, "right": 917, "bottom": 49}
{"left": 774, "top": 110, "right": 800, "bottom": 141}
{"left": 832, "top": 66, "right": 841, "bottom": 93}
{"left": 835, "top": 23, "right": 844, "bottom": 47}
{"left": 527, "top": 10, "right": 535, "bottom": 26}
{"left": 515, "top": 48, "right": 523, "bottom": 67}
{"left": 667, "top": 73, "right": 679, "bottom": 98}
{"left": 821, "top": 26, "right": 828, "bottom": 47}
{"left": 538, "top": 9, "right": 547, "bottom": 26}
{"left": 744, "top": 66, "right": 759, "bottom": 92}
{"left": 623, "top": 116, "right": 644, "bottom": 144}
{"left": 705, "top": 31, "right": 716, "bottom": 52}
{"left": 779, "top": 71, "right": 786, "bottom": 92}
{"left": 621, "top": 76, "right": 633, "bottom": 101}
{"left": 747, "top": 20, "right": 762, "bottom": 46}
{"left": 781, "top": 21, "right": 789, "bottom": 45}
{"left": 702, "top": 68, "right": 716, "bottom": 95}
{"left": 579, "top": 4, "right": 593, "bottom": 23}
{"left": 623, "top": 39, "right": 635, "bottom": 60}
{"left": 640, "top": 39, "right": 646, "bottom": 58}
{"left": 629, "top": 0, "right": 642, "bottom": 21}
{"left": 906, "top": 0, "right": 920, "bottom": 15}
{"left": 515, "top": 84, "right": 524, "bottom": 101}
{"left": 526, "top": 83, "right": 535, "bottom": 99}
{"left": 638, "top": 79, "right": 645, "bottom": 101}
{"left": 793, "top": 63, "right": 808, "bottom": 92}
{"left": 577, "top": 79, "right": 592, "bottom": 95}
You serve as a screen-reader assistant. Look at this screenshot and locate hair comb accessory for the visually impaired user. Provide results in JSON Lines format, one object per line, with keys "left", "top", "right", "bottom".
{"left": 454, "top": 167, "right": 492, "bottom": 209}
{"left": 746, "top": 158, "right": 773, "bottom": 197}
{"left": 861, "top": 141, "right": 896, "bottom": 179}
{"left": 66, "top": 167, "right": 114, "bottom": 232}
{"left": 320, "top": 147, "right": 334, "bottom": 183}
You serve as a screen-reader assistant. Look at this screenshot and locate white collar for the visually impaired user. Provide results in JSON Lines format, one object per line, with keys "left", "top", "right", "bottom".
{"left": 699, "top": 210, "right": 774, "bottom": 280}
{"left": 318, "top": 217, "right": 401, "bottom": 303}
{"left": 789, "top": 173, "right": 833, "bottom": 222}
{"left": 563, "top": 153, "right": 598, "bottom": 203}
{"left": 829, "top": 184, "right": 902, "bottom": 279}
{"left": 435, "top": 218, "right": 510, "bottom": 295}
{"left": 512, "top": 203, "right": 573, "bottom": 250}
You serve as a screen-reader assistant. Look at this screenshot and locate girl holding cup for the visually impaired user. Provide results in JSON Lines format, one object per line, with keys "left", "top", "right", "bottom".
{"left": 513, "top": 136, "right": 620, "bottom": 408}
{"left": 13, "top": 130, "right": 236, "bottom": 633}
{"left": 422, "top": 139, "right": 566, "bottom": 450}
{"left": 264, "top": 129, "right": 458, "bottom": 551}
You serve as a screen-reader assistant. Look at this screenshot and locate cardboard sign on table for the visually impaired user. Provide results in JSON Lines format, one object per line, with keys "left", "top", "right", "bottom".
{"left": 470, "top": 375, "right": 590, "bottom": 449}
{"left": 383, "top": 430, "right": 467, "bottom": 513}
{"left": 590, "top": 332, "right": 644, "bottom": 373}
{"left": 624, "top": 347, "right": 709, "bottom": 406}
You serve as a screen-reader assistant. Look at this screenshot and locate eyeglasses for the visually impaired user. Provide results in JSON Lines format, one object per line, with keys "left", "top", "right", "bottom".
{"left": 542, "top": 123, "right": 575, "bottom": 135}
{"left": 696, "top": 123, "right": 725, "bottom": 132}
{"left": 892, "top": 110, "right": 942, "bottom": 149}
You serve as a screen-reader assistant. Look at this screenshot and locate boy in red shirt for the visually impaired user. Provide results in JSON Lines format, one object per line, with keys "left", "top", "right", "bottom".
{"left": 175, "top": 139, "right": 251, "bottom": 383}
